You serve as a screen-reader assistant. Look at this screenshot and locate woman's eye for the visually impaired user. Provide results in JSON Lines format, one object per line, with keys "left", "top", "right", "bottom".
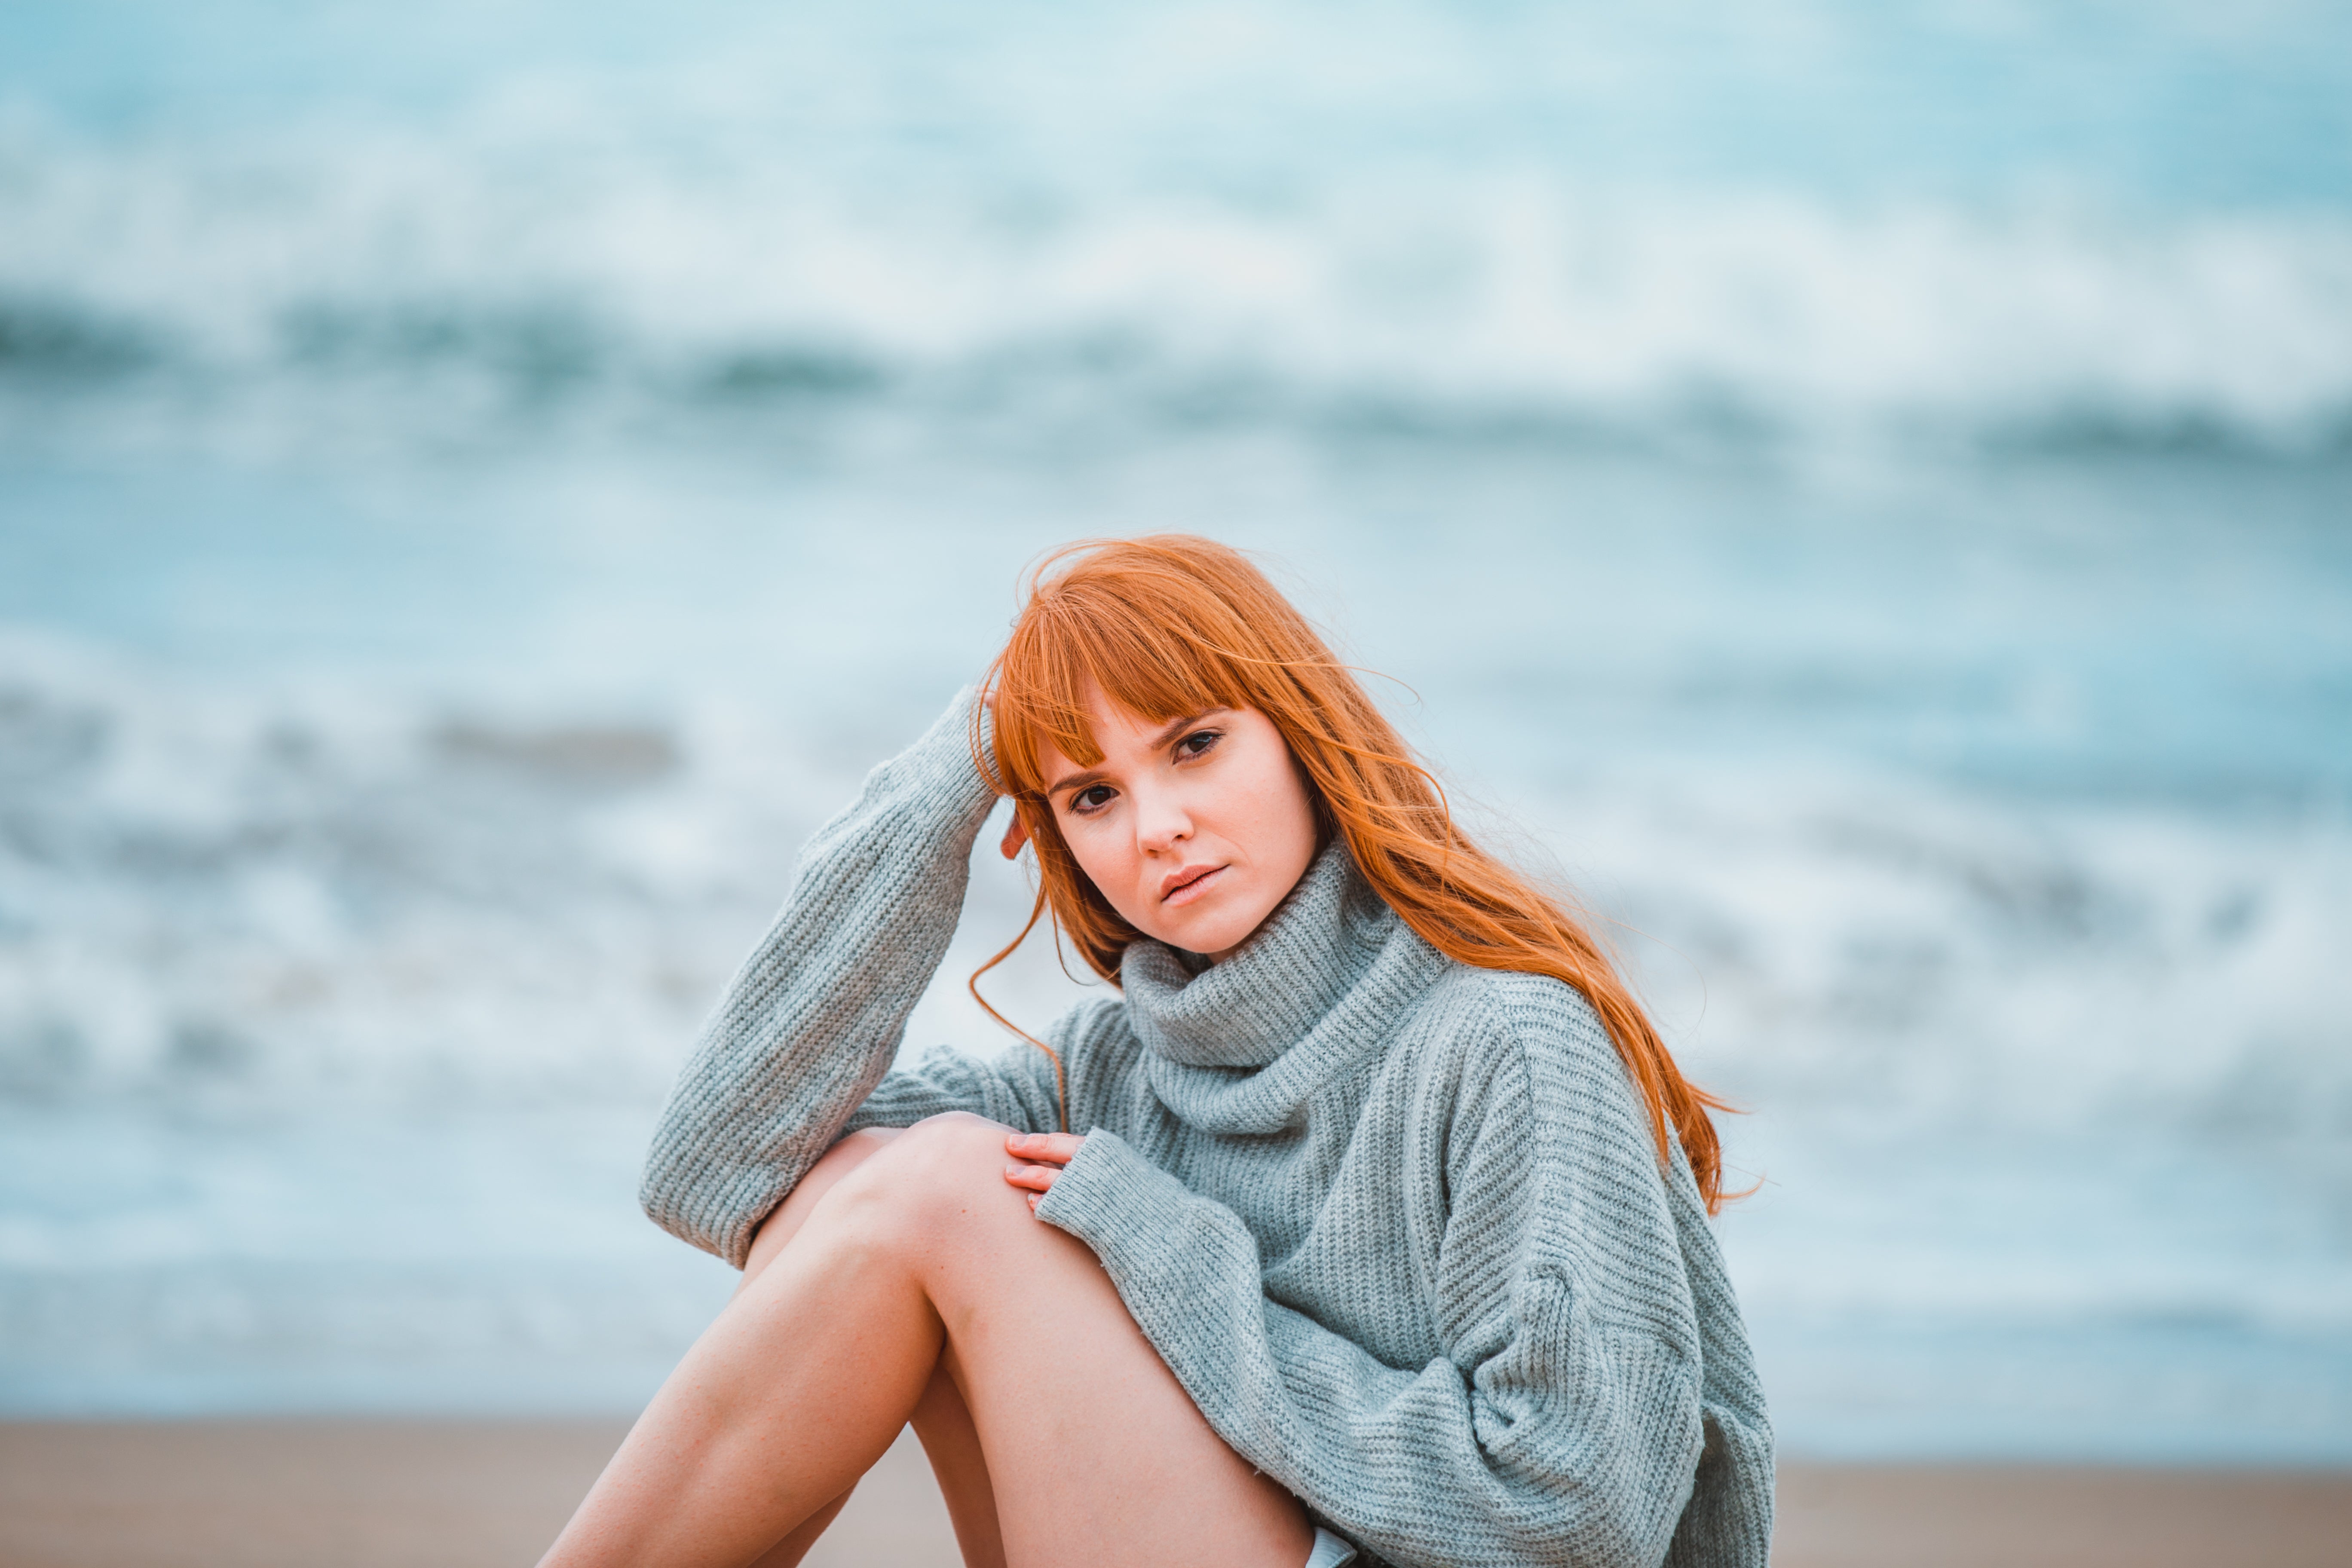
{"left": 1075, "top": 784, "right": 1116, "bottom": 811}
{"left": 1179, "top": 729, "right": 1220, "bottom": 758}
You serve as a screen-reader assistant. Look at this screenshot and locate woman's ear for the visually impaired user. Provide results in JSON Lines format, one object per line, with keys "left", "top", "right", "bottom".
{"left": 1000, "top": 810, "right": 1031, "bottom": 861}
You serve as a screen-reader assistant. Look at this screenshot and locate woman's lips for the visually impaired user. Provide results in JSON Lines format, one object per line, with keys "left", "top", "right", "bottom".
{"left": 1159, "top": 864, "right": 1227, "bottom": 907}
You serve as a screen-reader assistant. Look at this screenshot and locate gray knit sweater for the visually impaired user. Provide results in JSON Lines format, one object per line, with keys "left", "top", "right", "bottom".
{"left": 642, "top": 692, "right": 1774, "bottom": 1568}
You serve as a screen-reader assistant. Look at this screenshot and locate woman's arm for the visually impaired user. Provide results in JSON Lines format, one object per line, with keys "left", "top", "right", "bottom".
{"left": 840, "top": 1030, "right": 1065, "bottom": 1136}
{"left": 1031, "top": 998, "right": 1773, "bottom": 1568}
{"left": 639, "top": 688, "right": 1020, "bottom": 1267}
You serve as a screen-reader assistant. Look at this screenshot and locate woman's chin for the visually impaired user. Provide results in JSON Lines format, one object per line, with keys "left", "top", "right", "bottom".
{"left": 1159, "top": 906, "right": 1278, "bottom": 963}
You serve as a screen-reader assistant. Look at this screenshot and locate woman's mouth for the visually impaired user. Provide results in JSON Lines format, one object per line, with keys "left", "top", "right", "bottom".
{"left": 1159, "top": 864, "right": 1227, "bottom": 907}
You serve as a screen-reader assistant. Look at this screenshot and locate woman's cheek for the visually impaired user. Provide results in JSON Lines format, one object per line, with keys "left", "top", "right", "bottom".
{"left": 1067, "top": 827, "right": 1142, "bottom": 923}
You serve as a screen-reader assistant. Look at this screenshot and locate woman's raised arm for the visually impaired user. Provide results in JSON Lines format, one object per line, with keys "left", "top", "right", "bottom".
{"left": 638, "top": 687, "right": 1017, "bottom": 1267}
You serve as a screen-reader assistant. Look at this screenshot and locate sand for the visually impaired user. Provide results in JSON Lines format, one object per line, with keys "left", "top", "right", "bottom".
{"left": 2, "top": 1419, "right": 2348, "bottom": 1568}
{"left": 0, "top": 1420, "right": 943, "bottom": 1568}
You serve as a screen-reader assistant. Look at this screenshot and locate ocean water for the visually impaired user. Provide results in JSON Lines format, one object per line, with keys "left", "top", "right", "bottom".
{"left": 3, "top": 1, "right": 2350, "bottom": 1461}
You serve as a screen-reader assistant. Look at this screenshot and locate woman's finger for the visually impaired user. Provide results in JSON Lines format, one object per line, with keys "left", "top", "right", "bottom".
{"left": 1003, "top": 1161, "right": 1062, "bottom": 1194}
{"left": 1004, "top": 1130, "right": 1084, "bottom": 1165}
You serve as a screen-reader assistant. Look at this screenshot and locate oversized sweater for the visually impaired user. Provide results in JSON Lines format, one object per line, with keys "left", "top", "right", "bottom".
{"left": 641, "top": 691, "right": 1775, "bottom": 1568}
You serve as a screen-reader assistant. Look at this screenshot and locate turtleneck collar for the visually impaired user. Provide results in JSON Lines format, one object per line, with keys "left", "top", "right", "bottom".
{"left": 1117, "top": 839, "right": 1453, "bottom": 1133}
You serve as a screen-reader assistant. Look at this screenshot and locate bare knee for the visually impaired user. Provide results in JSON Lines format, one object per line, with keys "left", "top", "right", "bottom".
{"left": 900, "top": 1110, "right": 1016, "bottom": 1151}
{"left": 858, "top": 1112, "right": 1019, "bottom": 1202}
{"left": 816, "top": 1113, "right": 1028, "bottom": 1258}
{"left": 827, "top": 1124, "right": 904, "bottom": 1169}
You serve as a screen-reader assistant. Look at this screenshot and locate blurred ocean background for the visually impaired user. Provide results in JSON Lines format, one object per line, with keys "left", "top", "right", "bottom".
{"left": 2, "top": 0, "right": 2349, "bottom": 1463}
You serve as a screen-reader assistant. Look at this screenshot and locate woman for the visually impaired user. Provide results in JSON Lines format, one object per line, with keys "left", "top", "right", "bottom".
{"left": 540, "top": 536, "right": 1773, "bottom": 1568}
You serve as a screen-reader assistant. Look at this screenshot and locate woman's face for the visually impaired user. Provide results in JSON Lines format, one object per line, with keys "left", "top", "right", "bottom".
{"left": 1038, "top": 690, "right": 1320, "bottom": 962}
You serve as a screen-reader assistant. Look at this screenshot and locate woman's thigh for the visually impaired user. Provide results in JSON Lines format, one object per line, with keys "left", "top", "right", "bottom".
{"left": 821, "top": 1114, "right": 1313, "bottom": 1568}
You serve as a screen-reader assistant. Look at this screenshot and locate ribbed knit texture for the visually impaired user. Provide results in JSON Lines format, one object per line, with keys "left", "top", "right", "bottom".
{"left": 643, "top": 690, "right": 1775, "bottom": 1568}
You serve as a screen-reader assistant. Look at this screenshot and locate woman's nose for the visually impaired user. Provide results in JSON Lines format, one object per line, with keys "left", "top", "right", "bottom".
{"left": 1130, "top": 787, "right": 1192, "bottom": 854}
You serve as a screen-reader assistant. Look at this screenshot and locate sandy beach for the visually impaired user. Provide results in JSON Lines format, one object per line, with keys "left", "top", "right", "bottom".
{"left": 2, "top": 1420, "right": 2347, "bottom": 1568}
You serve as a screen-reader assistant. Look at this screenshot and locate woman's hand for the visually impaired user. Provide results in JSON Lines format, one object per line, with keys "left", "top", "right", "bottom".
{"left": 1003, "top": 1131, "right": 1084, "bottom": 1213}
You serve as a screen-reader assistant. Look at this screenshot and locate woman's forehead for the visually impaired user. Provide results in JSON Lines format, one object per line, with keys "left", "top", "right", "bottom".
{"left": 1031, "top": 686, "right": 1238, "bottom": 774}
{"left": 1027, "top": 670, "right": 1206, "bottom": 737}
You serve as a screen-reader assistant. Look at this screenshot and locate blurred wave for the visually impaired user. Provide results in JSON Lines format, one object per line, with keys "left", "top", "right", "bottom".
{"left": 2, "top": 624, "right": 2342, "bottom": 1137}
{"left": 0, "top": 631, "right": 819, "bottom": 1109}
{"left": 5, "top": 129, "right": 2349, "bottom": 458}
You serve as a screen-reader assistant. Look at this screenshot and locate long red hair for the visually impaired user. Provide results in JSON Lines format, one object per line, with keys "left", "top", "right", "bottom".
{"left": 971, "top": 535, "right": 1737, "bottom": 1213}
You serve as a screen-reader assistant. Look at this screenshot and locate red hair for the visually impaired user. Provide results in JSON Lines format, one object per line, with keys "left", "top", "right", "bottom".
{"left": 971, "top": 535, "right": 1737, "bottom": 1213}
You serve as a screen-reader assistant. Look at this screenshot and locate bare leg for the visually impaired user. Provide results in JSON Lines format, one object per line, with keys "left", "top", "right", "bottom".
{"left": 735, "top": 1131, "right": 1006, "bottom": 1568}
{"left": 739, "top": 1129, "right": 1006, "bottom": 1568}
{"left": 911, "top": 1341, "right": 1008, "bottom": 1568}
{"left": 540, "top": 1113, "right": 1310, "bottom": 1568}
{"left": 735, "top": 1130, "right": 900, "bottom": 1568}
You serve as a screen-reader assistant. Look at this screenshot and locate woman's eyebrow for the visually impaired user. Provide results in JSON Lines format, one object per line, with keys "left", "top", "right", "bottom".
{"left": 1047, "top": 766, "right": 1109, "bottom": 799}
{"left": 1148, "top": 707, "right": 1228, "bottom": 750}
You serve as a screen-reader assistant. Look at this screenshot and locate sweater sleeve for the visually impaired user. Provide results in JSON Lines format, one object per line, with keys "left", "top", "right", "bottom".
{"left": 1035, "top": 1009, "right": 1757, "bottom": 1568}
{"left": 841, "top": 1035, "right": 1064, "bottom": 1140}
{"left": 639, "top": 687, "right": 1014, "bottom": 1267}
